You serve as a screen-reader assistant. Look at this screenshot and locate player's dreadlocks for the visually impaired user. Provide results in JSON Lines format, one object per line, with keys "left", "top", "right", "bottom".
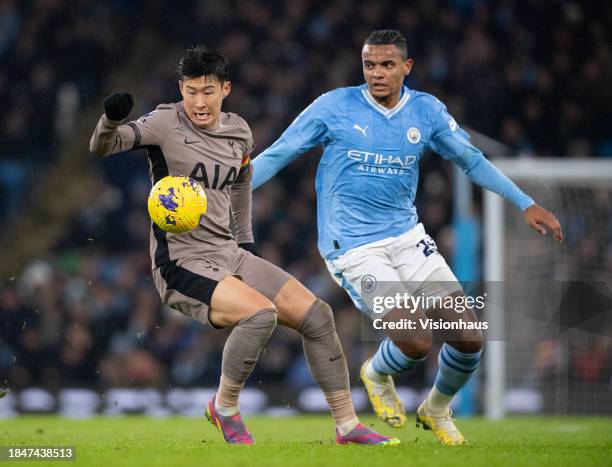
{"left": 176, "top": 45, "right": 229, "bottom": 82}
{"left": 364, "top": 29, "right": 408, "bottom": 59}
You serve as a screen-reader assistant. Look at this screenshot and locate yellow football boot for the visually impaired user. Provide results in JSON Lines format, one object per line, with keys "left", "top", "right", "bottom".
{"left": 416, "top": 400, "right": 466, "bottom": 445}
{"left": 360, "top": 358, "right": 407, "bottom": 428}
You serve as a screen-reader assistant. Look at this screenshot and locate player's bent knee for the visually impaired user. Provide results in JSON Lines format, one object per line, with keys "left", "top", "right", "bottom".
{"left": 211, "top": 275, "right": 277, "bottom": 327}
{"left": 273, "top": 278, "right": 318, "bottom": 328}
{"left": 250, "top": 296, "right": 276, "bottom": 313}
{"left": 238, "top": 307, "right": 278, "bottom": 329}
{"left": 296, "top": 299, "right": 335, "bottom": 338}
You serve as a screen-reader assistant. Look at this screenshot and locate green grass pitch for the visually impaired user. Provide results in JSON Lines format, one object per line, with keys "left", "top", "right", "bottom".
{"left": 1, "top": 415, "right": 610, "bottom": 466}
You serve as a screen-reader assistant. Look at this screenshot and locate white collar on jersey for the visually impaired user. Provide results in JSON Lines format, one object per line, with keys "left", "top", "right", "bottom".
{"left": 361, "top": 85, "right": 410, "bottom": 119}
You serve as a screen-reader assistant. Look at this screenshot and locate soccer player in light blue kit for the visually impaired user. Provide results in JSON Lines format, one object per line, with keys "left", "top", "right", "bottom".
{"left": 252, "top": 30, "right": 563, "bottom": 444}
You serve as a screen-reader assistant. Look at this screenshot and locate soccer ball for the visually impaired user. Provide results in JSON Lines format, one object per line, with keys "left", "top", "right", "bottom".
{"left": 147, "top": 176, "right": 207, "bottom": 233}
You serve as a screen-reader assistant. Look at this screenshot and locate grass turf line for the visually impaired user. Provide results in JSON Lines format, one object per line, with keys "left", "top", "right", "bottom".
{"left": 1, "top": 415, "right": 610, "bottom": 467}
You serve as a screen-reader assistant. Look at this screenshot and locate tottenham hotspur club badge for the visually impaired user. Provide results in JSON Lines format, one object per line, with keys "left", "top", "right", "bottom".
{"left": 228, "top": 140, "right": 240, "bottom": 157}
{"left": 407, "top": 127, "right": 421, "bottom": 144}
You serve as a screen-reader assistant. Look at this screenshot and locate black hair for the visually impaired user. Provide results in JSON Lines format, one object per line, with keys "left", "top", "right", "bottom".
{"left": 176, "top": 45, "right": 229, "bottom": 82}
{"left": 364, "top": 29, "right": 408, "bottom": 59}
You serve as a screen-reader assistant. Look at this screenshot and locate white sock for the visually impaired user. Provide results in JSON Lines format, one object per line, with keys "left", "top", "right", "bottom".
{"left": 426, "top": 386, "right": 453, "bottom": 416}
{"left": 215, "top": 401, "right": 240, "bottom": 417}
{"left": 365, "top": 359, "right": 387, "bottom": 383}
{"left": 337, "top": 417, "right": 360, "bottom": 436}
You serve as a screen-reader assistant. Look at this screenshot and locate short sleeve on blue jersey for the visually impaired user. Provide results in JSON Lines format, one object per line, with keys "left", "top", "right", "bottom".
{"left": 281, "top": 91, "right": 336, "bottom": 153}
{"left": 426, "top": 96, "right": 534, "bottom": 211}
{"left": 427, "top": 98, "right": 480, "bottom": 172}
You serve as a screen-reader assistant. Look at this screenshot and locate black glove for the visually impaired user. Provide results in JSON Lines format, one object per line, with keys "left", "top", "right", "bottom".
{"left": 104, "top": 92, "right": 134, "bottom": 121}
{"left": 238, "top": 242, "right": 261, "bottom": 257}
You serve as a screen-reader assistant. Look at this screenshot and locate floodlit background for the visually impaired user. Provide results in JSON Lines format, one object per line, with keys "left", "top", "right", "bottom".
{"left": 0, "top": 0, "right": 610, "bottom": 418}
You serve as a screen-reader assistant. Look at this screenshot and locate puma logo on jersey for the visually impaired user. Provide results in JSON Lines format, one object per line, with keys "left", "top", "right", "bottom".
{"left": 353, "top": 123, "right": 368, "bottom": 137}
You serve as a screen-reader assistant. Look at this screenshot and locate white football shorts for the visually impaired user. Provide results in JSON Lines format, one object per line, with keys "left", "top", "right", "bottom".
{"left": 325, "top": 223, "right": 463, "bottom": 316}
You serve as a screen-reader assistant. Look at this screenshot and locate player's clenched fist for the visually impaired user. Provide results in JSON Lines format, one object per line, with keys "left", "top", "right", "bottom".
{"left": 104, "top": 92, "right": 134, "bottom": 121}
{"left": 523, "top": 204, "right": 563, "bottom": 242}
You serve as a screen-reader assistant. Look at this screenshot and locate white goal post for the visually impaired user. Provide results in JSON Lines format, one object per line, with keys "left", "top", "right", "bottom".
{"left": 483, "top": 158, "right": 612, "bottom": 419}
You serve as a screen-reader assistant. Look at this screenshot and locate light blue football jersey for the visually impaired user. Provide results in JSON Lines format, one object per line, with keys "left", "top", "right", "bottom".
{"left": 252, "top": 84, "right": 533, "bottom": 260}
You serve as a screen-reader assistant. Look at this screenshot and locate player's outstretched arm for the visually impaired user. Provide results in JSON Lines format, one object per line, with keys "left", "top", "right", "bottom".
{"left": 428, "top": 99, "right": 563, "bottom": 242}
{"left": 104, "top": 92, "right": 133, "bottom": 121}
{"left": 89, "top": 92, "right": 139, "bottom": 156}
{"left": 522, "top": 204, "right": 563, "bottom": 242}
{"left": 252, "top": 138, "right": 303, "bottom": 189}
{"left": 442, "top": 143, "right": 563, "bottom": 242}
{"left": 252, "top": 93, "right": 333, "bottom": 189}
{"left": 462, "top": 155, "right": 563, "bottom": 242}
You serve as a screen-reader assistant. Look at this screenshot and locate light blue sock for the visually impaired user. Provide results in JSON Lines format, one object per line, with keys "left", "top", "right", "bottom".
{"left": 370, "top": 337, "right": 426, "bottom": 376}
{"left": 434, "top": 343, "right": 482, "bottom": 396}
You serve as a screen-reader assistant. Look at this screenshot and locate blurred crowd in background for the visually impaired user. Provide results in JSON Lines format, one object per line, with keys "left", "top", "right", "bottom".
{"left": 1, "top": 0, "right": 611, "bottom": 405}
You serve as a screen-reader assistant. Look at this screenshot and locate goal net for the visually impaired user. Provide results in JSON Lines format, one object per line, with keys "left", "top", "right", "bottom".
{"left": 483, "top": 158, "right": 612, "bottom": 418}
